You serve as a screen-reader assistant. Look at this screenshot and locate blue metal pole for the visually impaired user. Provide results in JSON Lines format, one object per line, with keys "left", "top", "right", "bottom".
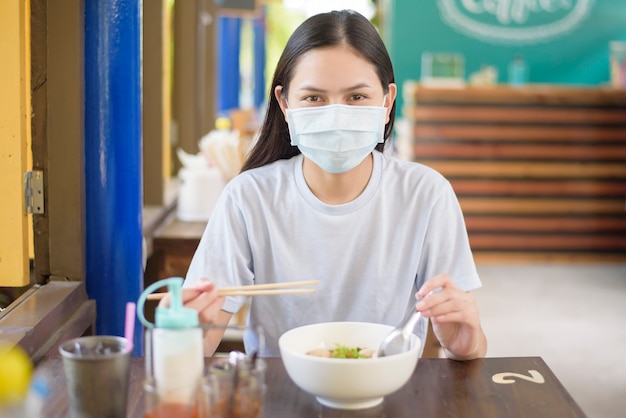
{"left": 253, "top": 8, "right": 266, "bottom": 108}
{"left": 217, "top": 15, "right": 241, "bottom": 114}
{"left": 84, "top": 0, "right": 143, "bottom": 355}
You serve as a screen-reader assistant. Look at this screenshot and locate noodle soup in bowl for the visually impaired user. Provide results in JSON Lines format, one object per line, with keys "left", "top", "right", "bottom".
{"left": 278, "top": 321, "right": 421, "bottom": 410}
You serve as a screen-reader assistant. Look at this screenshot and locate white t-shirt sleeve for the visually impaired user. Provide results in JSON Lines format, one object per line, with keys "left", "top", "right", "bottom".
{"left": 417, "top": 179, "right": 481, "bottom": 292}
{"left": 184, "top": 185, "right": 253, "bottom": 314}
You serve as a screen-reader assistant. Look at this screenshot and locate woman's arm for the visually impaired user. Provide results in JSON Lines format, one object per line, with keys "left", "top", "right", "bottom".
{"left": 203, "top": 310, "right": 233, "bottom": 356}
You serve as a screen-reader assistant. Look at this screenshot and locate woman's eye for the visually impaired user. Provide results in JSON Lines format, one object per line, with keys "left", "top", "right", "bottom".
{"left": 304, "top": 96, "right": 321, "bottom": 102}
{"left": 350, "top": 94, "right": 365, "bottom": 101}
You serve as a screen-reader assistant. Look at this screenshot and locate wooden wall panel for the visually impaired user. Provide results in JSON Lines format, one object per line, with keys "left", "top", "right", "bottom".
{"left": 400, "top": 85, "right": 626, "bottom": 262}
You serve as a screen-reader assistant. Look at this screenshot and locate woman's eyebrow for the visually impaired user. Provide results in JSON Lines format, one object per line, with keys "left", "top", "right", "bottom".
{"left": 297, "top": 85, "right": 326, "bottom": 93}
{"left": 297, "top": 83, "right": 373, "bottom": 93}
{"left": 341, "top": 83, "right": 373, "bottom": 92}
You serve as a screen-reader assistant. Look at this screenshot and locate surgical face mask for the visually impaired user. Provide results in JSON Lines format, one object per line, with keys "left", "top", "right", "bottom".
{"left": 286, "top": 103, "right": 387, "bottom": 174}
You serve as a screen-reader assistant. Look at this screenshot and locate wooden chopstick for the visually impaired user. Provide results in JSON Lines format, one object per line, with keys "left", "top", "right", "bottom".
{"left": 219, "top": 280, "right": 319, "bottom": 292}
{"left": 146, "top": 280, "right": 319, "bottom": 300}
{"left": 218, "top": 288, "right": 317, "bottom": 297}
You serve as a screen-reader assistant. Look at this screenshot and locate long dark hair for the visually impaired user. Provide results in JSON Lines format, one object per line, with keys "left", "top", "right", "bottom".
{"left": 240, "top": 9, "right": 396, "bottom": 172}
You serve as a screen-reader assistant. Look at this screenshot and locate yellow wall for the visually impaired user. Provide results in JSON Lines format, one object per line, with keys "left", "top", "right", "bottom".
{"left": 0, "top": 0, "right": 31, "bottom": 286}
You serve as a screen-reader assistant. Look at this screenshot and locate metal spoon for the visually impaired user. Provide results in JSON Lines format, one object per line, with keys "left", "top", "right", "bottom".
{"left": 377, "top": 292, "right": 433, "bottom": 357}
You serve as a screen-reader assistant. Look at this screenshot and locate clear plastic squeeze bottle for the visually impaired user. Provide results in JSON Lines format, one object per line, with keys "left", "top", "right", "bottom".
{"left": 137, "top": 277, "right": 204, "bottom": 406}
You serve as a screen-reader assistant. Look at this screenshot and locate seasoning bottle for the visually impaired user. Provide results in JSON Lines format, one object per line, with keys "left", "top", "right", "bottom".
{"left": 137, "top": 277, "right": 204, "bottom": 407}
{"left": 508, "top": 53, "right": 528, "bottom": 86}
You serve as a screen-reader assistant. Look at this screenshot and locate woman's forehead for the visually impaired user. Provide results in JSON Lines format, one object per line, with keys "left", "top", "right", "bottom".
{"left": 289, "top": 46, "right": 380, "bottom": 92}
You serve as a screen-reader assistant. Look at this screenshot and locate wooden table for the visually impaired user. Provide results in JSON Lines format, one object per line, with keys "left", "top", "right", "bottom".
{"left": 38, "top": 356, "right": 585, "bottom": 417}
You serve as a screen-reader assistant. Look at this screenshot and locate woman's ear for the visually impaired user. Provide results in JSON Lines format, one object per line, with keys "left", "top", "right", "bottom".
{"left": 384, "top": 83, "right": 397, "bottom": 123}
{"left": 275, "top": 85, "right": 288, "bottom": 121}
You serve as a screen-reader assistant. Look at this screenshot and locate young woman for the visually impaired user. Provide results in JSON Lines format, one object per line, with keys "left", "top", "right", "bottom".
{"left": 177, "top": 10, "right": 487, "bottom": 360}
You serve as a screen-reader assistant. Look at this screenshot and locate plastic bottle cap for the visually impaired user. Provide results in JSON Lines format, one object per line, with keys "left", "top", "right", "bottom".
{"left": 154, "top": 278, "right": 199, "bottom": 329}
{"left": 215, "top": 117, "right": 231, "bottom": 131}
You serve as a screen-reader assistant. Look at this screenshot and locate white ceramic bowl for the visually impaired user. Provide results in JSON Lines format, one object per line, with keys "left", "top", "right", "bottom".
{"left": 278, "top": 321, "right": 421, "bottom": 410}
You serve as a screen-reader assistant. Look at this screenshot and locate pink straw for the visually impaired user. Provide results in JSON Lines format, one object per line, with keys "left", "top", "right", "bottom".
{"left": 125, "top": 302, "right": 136, "bottom": 352}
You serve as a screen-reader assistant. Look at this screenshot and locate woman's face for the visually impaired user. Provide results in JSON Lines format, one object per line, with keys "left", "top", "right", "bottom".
{"left": 276, "top": 45, "right": 396, "bottom": 122}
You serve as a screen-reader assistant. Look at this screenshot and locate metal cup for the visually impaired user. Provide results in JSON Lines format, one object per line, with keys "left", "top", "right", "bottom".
{"left": 59, "top": 335, "right": 131, "bottom": 418}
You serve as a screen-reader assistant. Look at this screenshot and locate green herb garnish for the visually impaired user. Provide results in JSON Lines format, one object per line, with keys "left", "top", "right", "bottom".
{"left": 330, "top": 344, "right": 365, "bottom": 359}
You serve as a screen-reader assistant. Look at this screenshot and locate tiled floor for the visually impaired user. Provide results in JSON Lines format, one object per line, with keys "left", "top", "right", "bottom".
{"left": 474, "top": 263, "right": 626, "bottom": 418}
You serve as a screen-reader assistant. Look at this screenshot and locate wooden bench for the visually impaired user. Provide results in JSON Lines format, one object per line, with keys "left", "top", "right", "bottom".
{"left": 398, "top": 84, "right": 626, "bottom": 262}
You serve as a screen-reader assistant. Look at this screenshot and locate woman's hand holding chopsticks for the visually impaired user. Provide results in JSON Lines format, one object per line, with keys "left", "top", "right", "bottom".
{"left": 152, "top": 279, "right": 319, "bottom": 325}
{"left": 156, "top": 278, "right": 225, "bottom": 325}
{"left": 154, "top": 279, "right": 319, "bottom": 355}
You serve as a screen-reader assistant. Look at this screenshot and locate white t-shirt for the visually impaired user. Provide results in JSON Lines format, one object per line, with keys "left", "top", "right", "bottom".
{"left": 185, "top": 151, "right": 481, "bottom": 356}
